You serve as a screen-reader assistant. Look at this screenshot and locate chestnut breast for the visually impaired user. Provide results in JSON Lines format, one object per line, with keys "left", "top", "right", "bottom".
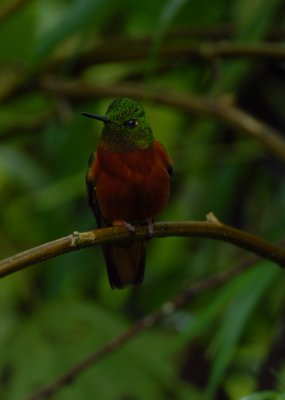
{"left": 94, "top": 141, "right": 171, "bottom": 223}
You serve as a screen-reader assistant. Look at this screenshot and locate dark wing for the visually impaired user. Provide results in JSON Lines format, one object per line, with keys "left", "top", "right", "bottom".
{"left": 86, "top": 152, "right": 105, "bottom": 228}
{"left": 154, "top": 140, "right": 173, "bottom": 176}
{"left": 167, "top": 163, "right": 174, "bottom": 177}
{"left": 86, "top": 175, "right": 101, "bottom": 227}
{"left": 86, "top": 152, "right": 145, "bottom": 289}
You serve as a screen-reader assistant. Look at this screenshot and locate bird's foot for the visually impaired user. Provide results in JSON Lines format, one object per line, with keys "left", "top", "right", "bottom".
{"left": 113, "top": 220, "right": 136, "bottom": 235}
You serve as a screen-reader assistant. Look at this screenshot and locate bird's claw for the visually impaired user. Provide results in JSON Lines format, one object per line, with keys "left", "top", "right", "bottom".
{"left": 123, "top": 221, "right": 136, "bottom": 234}
{"left": 147, "top": 219, "right": 154, "bottom": 239}
{"left": 113, "top": 219, "right": 154, "bottom": 239}
{"left": 113, "top": 220, "right": 136, "bottom": 235}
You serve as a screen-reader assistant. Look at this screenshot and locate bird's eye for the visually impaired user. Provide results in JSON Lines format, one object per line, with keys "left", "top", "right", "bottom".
{"left": 124, "top": 119, "right": 138, "bottom": 128}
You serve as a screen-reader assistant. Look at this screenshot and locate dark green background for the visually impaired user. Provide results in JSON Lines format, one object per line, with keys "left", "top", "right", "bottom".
{"left": 1, "top": 0, "right": 285, "bottom": 399}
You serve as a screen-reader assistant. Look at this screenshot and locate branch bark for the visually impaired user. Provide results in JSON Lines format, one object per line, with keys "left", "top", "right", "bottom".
{"left": 1, "top": 220, "right": 285, "bottom": 279}
{"left": 40, "top": 79, "right": 285, "bottom": 162}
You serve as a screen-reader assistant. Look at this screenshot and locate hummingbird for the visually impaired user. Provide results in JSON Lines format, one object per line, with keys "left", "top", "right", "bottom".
{"left": 82, "top": 98, "right": 173, "bottom": 289}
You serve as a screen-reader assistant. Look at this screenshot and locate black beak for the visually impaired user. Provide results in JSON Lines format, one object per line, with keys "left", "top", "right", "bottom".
{"left": 81, "top": 112, "right": 110, "bottom": 123}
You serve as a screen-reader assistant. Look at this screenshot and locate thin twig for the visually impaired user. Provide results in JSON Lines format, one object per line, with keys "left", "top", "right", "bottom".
{"left": 27, "top": 253, "right": 262, "bottom": 400}
{"left": 40, "top": 79, "right": 285, "bottom": 162}
{"left": 1, "top": 220, "right": 285, "bottom": 279}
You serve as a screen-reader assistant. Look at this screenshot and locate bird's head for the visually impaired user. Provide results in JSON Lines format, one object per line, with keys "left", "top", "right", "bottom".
{"left": 81, "top": 98, "right": 154, "bottom": 151}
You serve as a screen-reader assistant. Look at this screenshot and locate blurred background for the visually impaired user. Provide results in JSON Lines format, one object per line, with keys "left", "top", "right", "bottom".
{"left": 1, "top": 0, "right": 285, "bottom": 399}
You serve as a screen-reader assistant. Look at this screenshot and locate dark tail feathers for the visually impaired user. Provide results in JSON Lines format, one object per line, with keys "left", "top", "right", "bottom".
{"left": 102, "top": 241, "right": 146, "bottom": 289}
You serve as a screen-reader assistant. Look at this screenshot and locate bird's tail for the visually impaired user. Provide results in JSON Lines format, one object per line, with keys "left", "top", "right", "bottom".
{"left": 102, "top": 240, "right": 146, "bottom": 289}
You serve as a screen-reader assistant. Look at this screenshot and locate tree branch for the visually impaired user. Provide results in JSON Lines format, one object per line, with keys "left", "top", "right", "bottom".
{"left": 43, "top": 39, "right": 285, "bottom": 75}
{"left": 1, "top": 220, "right": 285, "bottom": 279}
{"left": 39, "top": 79, "right": 285, "bottom": 162}
{"left": 4, "top": 35, "right": 285, "bottom": 102}
{"left": 27, "top": 252, "right": 263, "bottom": 400}
{"left": 3, "top": 80, "right": 285, "bottom": 162}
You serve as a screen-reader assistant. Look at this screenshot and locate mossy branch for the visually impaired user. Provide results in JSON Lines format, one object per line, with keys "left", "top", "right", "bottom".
{"left": 1, "top": 219, "right": 285, "bottom": 279}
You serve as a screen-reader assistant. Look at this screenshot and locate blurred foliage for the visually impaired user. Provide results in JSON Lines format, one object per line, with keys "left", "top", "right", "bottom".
{"left": 1, "top": 0, "right": 285, "bottom": 399}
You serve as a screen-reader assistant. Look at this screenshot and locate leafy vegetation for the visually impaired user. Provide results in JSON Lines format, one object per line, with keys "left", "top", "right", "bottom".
{"left": 1, "top": 0, "right": 285, "bottom": 399}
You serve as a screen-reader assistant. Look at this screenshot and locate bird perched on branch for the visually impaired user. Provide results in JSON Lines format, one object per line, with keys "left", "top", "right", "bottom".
{"left": 82, "top": 98, "right": 173, "bottom": 289}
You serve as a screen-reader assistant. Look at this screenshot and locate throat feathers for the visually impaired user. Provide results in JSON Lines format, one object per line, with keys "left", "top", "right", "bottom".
{"left": 82, "top": 97, "right": 173, "bottom": 289}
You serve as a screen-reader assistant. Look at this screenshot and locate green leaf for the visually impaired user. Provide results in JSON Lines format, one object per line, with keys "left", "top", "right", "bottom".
{"left": 165, "top": 261, "right": 259, "bottom": 357}
{"left": 240, "top": 390, "right": 285, "bottom": 400}
{"left": 0, "top": 1, "right": 36, "bottom": 61}
{"left": 234, "top": 0, "right": 283, "bottom": 40}
{"left": 0, "top": 300, "right": 188, "bottom": 400}
{"left": 35, "top": 0, "right": 111, "bottom": 60}
{"left": 148, "top": 0, "right": 188, "bottom": 76}
{"left": 0, "top": 146, "right": 49, "bottom": 188}
{"left": 206, "top": 262, "right": 280, "bottom": 399}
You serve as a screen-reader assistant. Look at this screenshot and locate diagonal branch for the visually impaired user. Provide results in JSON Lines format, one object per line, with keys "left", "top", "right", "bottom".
{"left": 39, "top": 79, "right": 285, "bottom": 162}
{"left": 27, "top": 253, "right": 262, "bottom": 400}
{"left": 1, "top": 219, "right": 285, "bottom": 279}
